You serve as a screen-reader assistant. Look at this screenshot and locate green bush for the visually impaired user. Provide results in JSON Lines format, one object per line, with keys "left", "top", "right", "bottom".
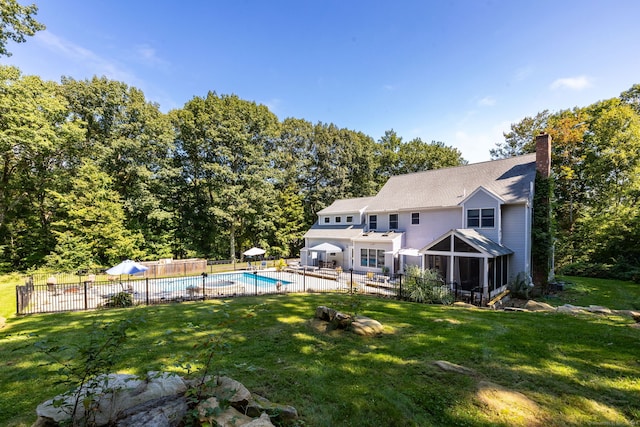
{"left": 105, "top": 291, "right": 134, "bottom": 308}
{"left": 403, "top": 266, "right": 453, "bottom": 305}
{"left": 559, "top": 261, "right": 640, "bottom": 283}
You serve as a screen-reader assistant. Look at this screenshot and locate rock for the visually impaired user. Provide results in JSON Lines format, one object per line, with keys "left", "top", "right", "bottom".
{"left": 246, "top": 394, "right": 298, "bottom": 422}
{"left": 433, "top": 360, "right": 475, "bottom": 376}
{"left": 453, "top": 302, "right": 477, "bottom": 309}
{"left": 523, "top": 300, "right": 555, "bottom": 312}
{"left": 198, "top": 397, "right": 253, "bottom": 426}
{"left": 556, "top": 304, "right": 586, "bottom": 315}
{"left": 212, "top": 376, "right": 252, "bottom": 408}
{"left": 351, "top": 316, "right": 383, "bottom": 336}
{"left": 35, "top": 372, "right": 187, "bottom": 426}
{"left": 315, "top": 305, "right": 338, "bottom": 321}
{"left": 114, "top": 395, "right": 189, "bottom": 426}
{"left": 612, "top": 310, "right": 640, "bottom": 321}
{"left": 503, "top": 307, "right": 528, "bottom": 312}
{"left": 244, "top": 412, "right": 275, "bottom": 426}
{"left": 586, "top": 305, "right": 612, "bottom": 315}
{"left": 33, "top": 373, "right": 296, "bottom": 427}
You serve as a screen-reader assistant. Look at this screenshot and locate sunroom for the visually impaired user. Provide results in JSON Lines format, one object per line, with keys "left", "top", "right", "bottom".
{"left": 420, "top": 229, "right": 513, "bottom": 301}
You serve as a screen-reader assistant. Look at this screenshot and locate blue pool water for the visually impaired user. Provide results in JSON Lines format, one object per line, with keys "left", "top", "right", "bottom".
{"left": 157, "top": 272, "right": 291, "bottom": 291}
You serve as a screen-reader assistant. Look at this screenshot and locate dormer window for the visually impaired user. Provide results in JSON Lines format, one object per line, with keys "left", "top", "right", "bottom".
{"left": 324, "top": 217, "right": 330, "bottom": 224}
{"left": 346, "top": 216, "right": 353, "bottom": 223}
{"left": 335, "top": 216, "right": 341, "bottom": 223}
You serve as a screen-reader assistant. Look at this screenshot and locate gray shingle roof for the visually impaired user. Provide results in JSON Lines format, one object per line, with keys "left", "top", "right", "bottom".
{"left": 317, "top": 196, "right": 375, "bottom": 215}
{"left": 304, "top": 224, "right": 367, "bottom": 239}
{"left": 366, "top": 153, "right": 536, "bottom": 212}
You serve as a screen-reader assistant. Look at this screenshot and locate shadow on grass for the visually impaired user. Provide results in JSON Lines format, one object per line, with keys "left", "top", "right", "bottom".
{"left": 1, "top": 293, "right": 639, "bottom": 426}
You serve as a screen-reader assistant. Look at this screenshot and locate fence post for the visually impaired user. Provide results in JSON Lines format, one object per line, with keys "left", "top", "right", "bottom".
{"left": 303, "top": 266, "right": 306, "bottom": 293}
{"left": 398, "top": 273, "right": 403, "bottom": 300}
{"left": 349, "top": 268, "right": 353, "bottom": 294}
{"left": 254, "top": 271, "right": 258, "bottom": 295}
{"left": 145, "top": 278, "right": 149, "bottom": 306}
{"left": 84, "top": 281, "right": 88, "bottom": 310}
{"left": 202, "top": 273, "right": 207, "bottom": 300}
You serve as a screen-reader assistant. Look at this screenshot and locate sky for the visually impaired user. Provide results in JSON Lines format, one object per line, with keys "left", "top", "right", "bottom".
{"left": 3, "top": 0, "right": 640, "bottom": 163}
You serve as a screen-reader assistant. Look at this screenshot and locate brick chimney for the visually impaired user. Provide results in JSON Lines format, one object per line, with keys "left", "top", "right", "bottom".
{"left": 535, "top": 133, "right": 552, "bottom": 177}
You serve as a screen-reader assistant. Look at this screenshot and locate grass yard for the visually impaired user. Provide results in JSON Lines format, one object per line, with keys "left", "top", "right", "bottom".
{"left": 0, "top": 276, "right": 638, "bottom": 426}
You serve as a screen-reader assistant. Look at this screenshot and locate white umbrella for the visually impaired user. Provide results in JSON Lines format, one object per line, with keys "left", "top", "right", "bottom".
{"left": 243, "top": 247, "right": 266, "bottom": 257}
{"left": 106, "top": 260, "right": 149, "bottom": 276}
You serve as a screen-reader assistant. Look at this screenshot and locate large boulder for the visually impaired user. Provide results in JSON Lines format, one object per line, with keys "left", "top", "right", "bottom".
{"left": 35, "top": 372, "right": 187, "bottom": 426}
{"left": 351, "top": 316, "right": 384, "bottom": 336}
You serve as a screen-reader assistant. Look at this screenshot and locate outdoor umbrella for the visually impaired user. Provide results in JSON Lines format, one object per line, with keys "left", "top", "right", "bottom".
{"left": 243, "top": 247, "right": 266, "bottom": 257}
{"left": 106, "top": 259, "right": 149, "bottom": 276}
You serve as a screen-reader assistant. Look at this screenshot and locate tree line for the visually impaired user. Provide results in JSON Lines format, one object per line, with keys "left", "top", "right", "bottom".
{"left": 491, "top": 85, "right": 640, "bottom": 281}
{"left": 0, "top": 65, "right": 465, "bottom": 272}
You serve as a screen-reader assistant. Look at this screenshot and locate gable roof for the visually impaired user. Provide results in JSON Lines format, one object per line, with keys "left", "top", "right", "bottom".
{"left": 317, "top": 196, "right": 375, "bottom": 215}
{"left": 366, "top": 153, "right": 536, "bottom": 212}
{"left": 421, "top": 228, "right": 513, "bottom": 257}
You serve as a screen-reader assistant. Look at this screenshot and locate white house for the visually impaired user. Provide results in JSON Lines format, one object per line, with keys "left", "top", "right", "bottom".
{"left": 300, "top": 134, "right": 552, "bottom": 300}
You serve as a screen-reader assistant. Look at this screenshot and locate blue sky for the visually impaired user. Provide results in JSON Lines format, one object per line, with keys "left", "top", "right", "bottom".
{"left": 3, "top": 0, "right": 640, "bottom": 163}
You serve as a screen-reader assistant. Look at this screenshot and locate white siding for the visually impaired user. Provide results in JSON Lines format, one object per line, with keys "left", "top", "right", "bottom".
{"left": 501, "top": 204, "right": 530, "bottom": 279}
{"left": 404, "top": 207, "right": 462, "bottom": 249}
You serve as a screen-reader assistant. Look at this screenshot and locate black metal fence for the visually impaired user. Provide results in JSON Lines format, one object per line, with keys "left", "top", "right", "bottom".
{"left": 16, "top": 267, "right": 473, "bottom": 315}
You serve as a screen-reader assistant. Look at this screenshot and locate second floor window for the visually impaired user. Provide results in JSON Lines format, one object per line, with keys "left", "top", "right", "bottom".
{"left": 389, "top": 213, "right": 398, "bottom": 229}
{"left": 369, "top": 215, "right": 377, "bottom": 230}
{"left": 467, "top": 208, "right": 495, "bottom": 228}
{"left": 411, "top": 212, "right": 419, "bottom": 225}
{"left": 346, "top": 216, "right": 353, "bottom": 223}
{"left": 335, "top": 216, "right": 341, "bottom": 223}
{"left": 324, "top": 217, "right": 330, "bottom": 224}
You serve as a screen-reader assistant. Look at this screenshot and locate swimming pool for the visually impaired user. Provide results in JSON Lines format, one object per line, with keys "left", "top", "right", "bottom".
{"left": 155, "top": 272, "right": 291, "bottom": 291}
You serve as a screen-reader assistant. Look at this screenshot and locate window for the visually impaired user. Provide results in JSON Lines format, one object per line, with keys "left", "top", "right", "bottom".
{"left": 324, "top": 217, "right": 330, "bottom": 224}
{"left": 411, "top": 212, "right": 419, "bottom": 225}
{"left": 369, "top": 215, "right": 377, "bottom": 230}
{"left": 346, "top": 216, "right": 353, "bottom": 223}
{"left": 335, "top": 216, "right": 341, "bottom": 223}
{"left": 467, "top": 208, "right": 495, "bottom": 228}
{"left": 467, "top": 209, "right": 479, "bottom": 227}
{"left": 481, "top": 208, "right": 495, "bottom": 228}
{"left": 389, "top": 214, "right": 398, "bottom": 229}
{"left": 360, "top": 248, "right": 386, "bottom": 268}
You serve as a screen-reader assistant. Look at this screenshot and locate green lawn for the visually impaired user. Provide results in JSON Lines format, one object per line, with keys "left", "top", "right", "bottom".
{"left": 1, "top": 276, "right": 639, "bottom": 426}
{"left": 545, "top": 276, "right": 640, "bottom": 310}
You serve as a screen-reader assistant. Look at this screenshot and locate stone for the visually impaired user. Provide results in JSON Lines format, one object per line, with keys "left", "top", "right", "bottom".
{"left": 244, "top": 412, "right": 276, "bottom": 426}
{"left": 503, "top": 307, "right": 527, "bottom": 312}
{"left": 32, "top": 373, "right": 296, "bottom": 427}
{"left": 315, "top": 305, "right": 338, "bottom": 321}
{"left": 247, "top": 394, "right": 298, "bottom": 422}
{"left": 556, "top": 304, "right": 586, "bottom": 315}
{"left": 586, "top": 305, "right": 612, "bottom": 315}
{"left": 453, "top": 302, "right": 477, "bottom": 309}
{"left": 35, "top": 372, "right": 187, "bottom": 426}
{"left": 351, "top": 316, "right": 383, "bottom": 336}
{"left": 523, "top": 300, "right": 555, "bottom": 312}
{"left": 433, "top": 360, "right": 475, "bottom": 376}
{"left": 198, "top": 397, "right": 253, "bottom": 426}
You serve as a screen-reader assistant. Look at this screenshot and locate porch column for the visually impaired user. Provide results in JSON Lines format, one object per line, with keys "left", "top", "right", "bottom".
{"left": 483, "top": 257, "right": 489, "bottom": 300}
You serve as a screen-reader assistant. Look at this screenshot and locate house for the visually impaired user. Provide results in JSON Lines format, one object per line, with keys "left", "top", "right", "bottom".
{"left": 300, "top": 134, "right": 552, "bottom": 300}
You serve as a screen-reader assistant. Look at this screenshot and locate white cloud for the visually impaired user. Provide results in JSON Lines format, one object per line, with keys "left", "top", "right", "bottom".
{"left": 36, "top": 31, "right": 135, "bottom": 82}
{"left": 133, "top": 44, "right": 169, "bottom": 68}
{"left": 550, "top": 75, "right": 592, "bottom": 91}
{"left": 478, "top": 96, "right": 496, "bottom": 107}
{"left": 383, "top": 84, "right": 395, "bottom": 91}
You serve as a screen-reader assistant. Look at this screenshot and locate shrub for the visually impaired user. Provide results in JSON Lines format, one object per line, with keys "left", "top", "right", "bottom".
{"left": 508, "top": 272, "right": 533, "bottom": 299}
{"left": 403, "top": 266, "right": 453, "bottom": 305}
